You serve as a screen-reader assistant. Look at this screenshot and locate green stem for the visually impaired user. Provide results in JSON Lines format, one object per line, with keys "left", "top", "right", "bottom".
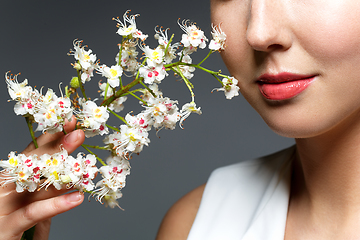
{"left": 82, "top": 144, "right": 109, "bottom": 151}
{"left": 81, "top": 145, "right": 106, "bottom": 166}
{"left": 139, "top": 81, "right": 156, "bottom": 98}
{"left": 179, "top": 49, "right": 185, "bottom": 62}
{"left": 100, "top": 76, "right": 144, "bottom": 107}
{"left": 108, "top": 108, "right": 128, "bottom": 125}
{"left": 119, "top": 75, "right": 123, "bottom": 89}
{"left": 211, "top": 73, "right": 224, "bottom": 86}
{"left": 104, "top": 82, "right": 110, "bottom": 99}
{"left": 198, "top": 50, "right": 213, "bottom": 66}
{"left": 118, "top": 41, "right": 124, "bottom": 66}
{"left": 106, "top": 124, "right": 120, "bottom": 132}
{"left": 77, "top": 69, "right": 88, "bottom": 101}
{"left": 82, "top": 189, "right": 95, "bottom": 195}
{"left": 163, "top": 34, "right": 174, "bottom": 61}
{"left": 26, "top": 117, "right": 38, "bottom": 149}
{"left": 175, "top": 66, "right": 195, "bottom": 102}
{"left": 165, "top": 61, "right": 225, "bottom": 77}
{"left": 137, "top": 58, "right": 147, "bottom": 80}
{"left": 128, "top": 91, "right": 148, "bottom": 106}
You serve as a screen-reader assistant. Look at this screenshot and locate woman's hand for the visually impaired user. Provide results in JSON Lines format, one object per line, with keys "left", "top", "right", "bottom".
{"left": 0, "top": 118, "right": 85, "bottom": 240}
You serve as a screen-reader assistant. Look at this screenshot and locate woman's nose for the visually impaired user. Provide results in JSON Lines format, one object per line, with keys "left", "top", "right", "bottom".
{"left": 246, "top": 0, "right": 292, "bottom": 52}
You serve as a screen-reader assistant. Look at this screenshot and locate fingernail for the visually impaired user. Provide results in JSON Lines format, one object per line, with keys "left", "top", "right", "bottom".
{"left": 66, "top": 192, "right": 82, "bottom": 202}
{"left": 64, "top": 130, "right": 79, "bottom": 144}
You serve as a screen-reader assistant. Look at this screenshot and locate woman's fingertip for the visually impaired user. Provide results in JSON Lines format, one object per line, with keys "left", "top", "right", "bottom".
{"left": 66, "top": 192, "right": 84, "bottom": 203}
{"left": 64, "top": 116, "right": 77, "bottom": 131}
{"left": 64, "top": 130, "right": 80, "bottom": 144}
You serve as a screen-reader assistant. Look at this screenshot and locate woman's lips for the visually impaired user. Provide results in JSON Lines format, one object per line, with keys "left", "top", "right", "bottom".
{"left": 256, "top": 73, "right": 317, "bottom": 101}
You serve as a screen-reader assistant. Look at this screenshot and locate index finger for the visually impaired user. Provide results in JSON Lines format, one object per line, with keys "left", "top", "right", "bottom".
{"left": 22, "top": 116, "right": 77, "bottom": 155}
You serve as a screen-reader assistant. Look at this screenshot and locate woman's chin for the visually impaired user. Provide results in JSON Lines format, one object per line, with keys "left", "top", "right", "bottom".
{"left": 260, "top": 113, "right": 337, "bottom": 139}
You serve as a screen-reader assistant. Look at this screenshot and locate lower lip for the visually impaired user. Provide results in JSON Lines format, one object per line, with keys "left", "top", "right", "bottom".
{"left": 257, "top": 77, "right": 315, "bottom": 101}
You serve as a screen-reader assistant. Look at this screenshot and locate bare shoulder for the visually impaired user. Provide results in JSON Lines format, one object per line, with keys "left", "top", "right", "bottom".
{"left": 156, "top": 184, "right": 206, "bottom": 240}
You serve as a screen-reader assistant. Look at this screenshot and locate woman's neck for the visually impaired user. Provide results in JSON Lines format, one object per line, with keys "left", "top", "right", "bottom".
{"left": 288, "top": 110, "right": 360, "bottom": 237}
{"left": 295, "top": 110, "right": 360, "bottom": 207}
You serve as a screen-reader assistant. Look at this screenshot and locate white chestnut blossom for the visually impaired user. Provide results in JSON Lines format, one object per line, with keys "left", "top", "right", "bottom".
{"left": 93, "top": 158, "right": 130, "bottom": 208}
{"left": 154, "top": 27, "right": 180, "bottom": 64}
{"left": 39, "top": 150, "right": 68, "bottom": 190}
{"left": 34, "top": 93, "right": 73, "bottom": 134}
{"left": 69, "top": 40, "right": 98, "bottom": 83}
{"left": 114, "top": 11, "right": 148, "bottom": 41}
{"left": 5, "top": 72, "right": 41, "bottom": 116}
{"left": 179, "top": 102, "right": 202, "bottom": 128}
{"left": 143, "top": 45, "right": 165, "bottom": 67}
{"left": 179, "top": 20, "right": 208, "bottom": 49}
{"left": 139, "top": 65, "right": 167, "bottom": 84}
{"left": 116, "top": 42, "right": 140, "bottom": 74}
{"left": 77, "top": 100, "right": 109, "bottom": 137}
{"left": 13, "top": 89, "right": 41, "bottom": 116}
{"left": 104, "top": 123, "right": 150, "bottom": 157}
{"left": 209, "top": 24, "right": 226, "bottom": 51}
{"left": 97, "top": 64, "right": 123, "bottom": 88}
{"left": 213, "top": 77, "right": 240, "bottom": 100}
{"left": 0, "top": 152, "right": 40, "bottom": 192}
{"left": 118, "top": 124, "right": 150, "bottom": 154}
{"left": 178, "top": 54, "right": 196, "bottom": 79}
{"left": 5, "top": 72, "right": 33, "bottom": 101}
{"left": 125, "top": 112, "right": 153, "bottom": 131}
{"left": 143, "top": 96, "right": 180, "bottom": 130}
{"left": 62, "top": 153, "right": 98, "bottom": 191}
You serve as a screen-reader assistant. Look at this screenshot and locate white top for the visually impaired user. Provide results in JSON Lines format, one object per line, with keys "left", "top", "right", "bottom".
{"left": 187, "top": 146, "right": 295, "bottom": 240}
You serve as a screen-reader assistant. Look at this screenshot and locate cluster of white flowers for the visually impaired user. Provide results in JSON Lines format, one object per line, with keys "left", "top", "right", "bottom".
{"left": 76, "top": 99, "right": 110, "bottom": 138}
{"left": 69, "top": 40, "right": 98, "bottom": 83}
{"left": 2, "top": 10, "right": 239, "bottom": 209}
{"left": 0, "top": 150, "right": 98, "bottom": 193}
{"left": 93, "top": 155, "right": 130, "bottom": 208}
{"left": 5, "top": 73, "right": 73, "bottom": 134}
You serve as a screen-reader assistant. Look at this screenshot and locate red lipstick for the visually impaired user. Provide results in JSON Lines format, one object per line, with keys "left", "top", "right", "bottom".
{"left": 257, "top": 73, "right": 316, "bottom": 100}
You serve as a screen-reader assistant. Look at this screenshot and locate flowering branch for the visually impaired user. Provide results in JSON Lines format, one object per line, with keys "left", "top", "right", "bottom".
{"left": 2, "top": 11, "right": 239, "bottom": 219}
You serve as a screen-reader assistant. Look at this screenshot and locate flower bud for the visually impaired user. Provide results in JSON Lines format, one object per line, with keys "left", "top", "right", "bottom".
{"left": 73, "top": 62, "right": 82, "bottom": 70}
{"left": 61, "top": 175, "right": 72, "bottom": 184}
{"left": 70, "top": 77, "right": 80, "bottom": 89}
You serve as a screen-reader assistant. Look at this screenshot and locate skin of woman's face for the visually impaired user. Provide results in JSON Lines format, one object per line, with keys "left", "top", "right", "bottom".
{"left": 210, "top": 0, "right": 360, "bottom": 138}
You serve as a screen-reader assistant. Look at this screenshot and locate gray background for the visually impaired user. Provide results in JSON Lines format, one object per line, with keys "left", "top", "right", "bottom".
{"left": 0, "top": 1, "right": 294, "bottom": 239}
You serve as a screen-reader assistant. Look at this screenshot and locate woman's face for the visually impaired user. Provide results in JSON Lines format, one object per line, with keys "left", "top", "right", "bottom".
{"left": 211, "top": 0, "right": 360, "bottom": 138}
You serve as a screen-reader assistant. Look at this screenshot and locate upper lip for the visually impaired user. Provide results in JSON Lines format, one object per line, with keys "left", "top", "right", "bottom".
{"left": 256, "top": 72, "right": 317, "bottom": 84}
